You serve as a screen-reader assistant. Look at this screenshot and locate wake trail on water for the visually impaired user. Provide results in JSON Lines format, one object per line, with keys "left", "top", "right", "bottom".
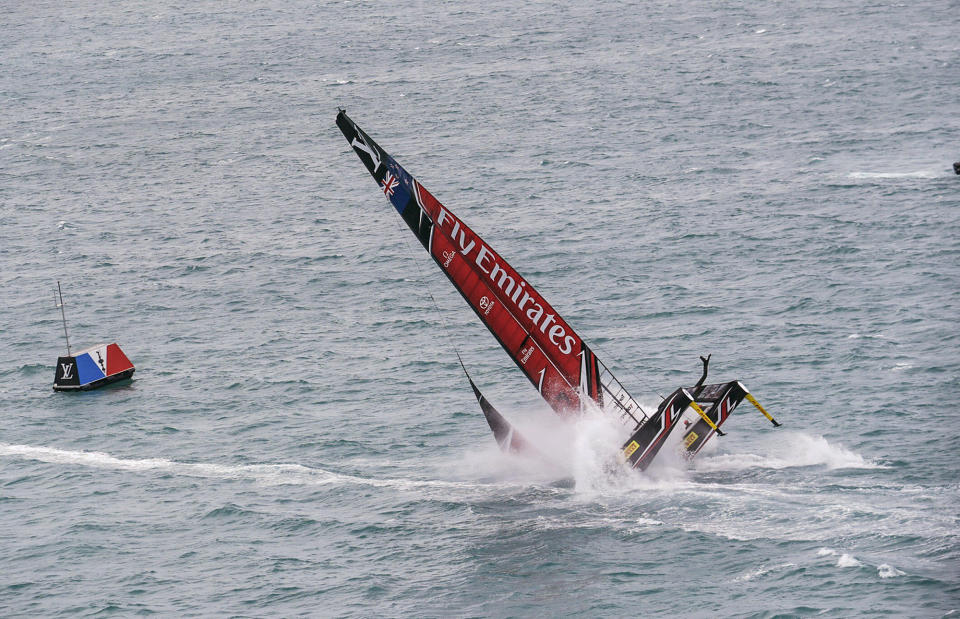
{"left": 0, "top": 442, "right": 526, "bottom": 495}
{"left": 847, "top": 170, "right": 941, "bottom": 179}
{"left": 1, "top": 424, "right": 880, "bottom": 508}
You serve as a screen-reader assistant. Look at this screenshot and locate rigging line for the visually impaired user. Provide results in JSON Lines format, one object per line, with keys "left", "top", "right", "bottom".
{"left": 385, "top": 206, "right": 468, "bottom": 371}
{"left": 566, "top": 323, "right": 666, "bottom": 405}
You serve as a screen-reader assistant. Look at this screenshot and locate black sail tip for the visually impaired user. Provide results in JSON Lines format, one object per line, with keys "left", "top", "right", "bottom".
{"left": 335, "top": 109, "right": 355, "bottom": 137}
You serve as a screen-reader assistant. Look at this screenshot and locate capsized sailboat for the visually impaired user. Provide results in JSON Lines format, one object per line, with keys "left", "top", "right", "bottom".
{"left": 336, "top": 109, "right": 779, "bottom": 470}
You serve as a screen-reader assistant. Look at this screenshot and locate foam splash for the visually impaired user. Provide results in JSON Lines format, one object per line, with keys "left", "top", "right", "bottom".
{"left": 734, "top": 562, "right": 796, "bottom": 582}
{"left": 694, "top": 431, "right": 878, "bottom": 472}
{"left": 878, "top": 563, "right": 906, "bottom": 578}
{"left": 501, "top": 407, "right": 635, "bottom": 494}
{"left": 467, "top": 408, "right": 878, "bottom": 497}
{"left": 455, "top": 407, "right": 878, "bottom": 503}
{"left": 452, "top": 438, "right": 568, "bottom": 486}
{"left": 819, "top": 549, "right": 906, "bottom": 577}
{"left": 483, "top": 405, "right": 691, "bottom": 496}
{"left": 566, "top": 411, "right": 638, "bottom": 494}
{"left": 736, "top": 565, "right": 770, "bottom": 582}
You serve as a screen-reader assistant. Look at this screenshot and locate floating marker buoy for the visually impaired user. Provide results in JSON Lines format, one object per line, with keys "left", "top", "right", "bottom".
{"left": 52, "top": 282, "right": 135, "bottom": 392}
{"left": 54, "top": 343, "right": 135, "bottom": 391}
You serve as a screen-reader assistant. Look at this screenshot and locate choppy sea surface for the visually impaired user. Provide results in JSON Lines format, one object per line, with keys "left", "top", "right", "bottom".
{"left": 2, "top": 1, "right": 959, "bottom": 616}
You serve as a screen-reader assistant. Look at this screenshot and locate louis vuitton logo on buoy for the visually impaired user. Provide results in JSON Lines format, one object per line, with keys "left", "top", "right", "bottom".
{"left": 60, "top": 362, "right": 74, "bottom": 380}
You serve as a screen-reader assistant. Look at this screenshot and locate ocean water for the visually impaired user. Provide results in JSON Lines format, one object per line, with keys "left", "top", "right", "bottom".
{"left": 2, "top": 0, "right": 959, "bottom": 616}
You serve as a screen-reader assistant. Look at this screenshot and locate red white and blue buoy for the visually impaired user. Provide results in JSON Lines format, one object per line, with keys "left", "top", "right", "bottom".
{"left": 52, "top": 282, "right": 135, "bottom": 392}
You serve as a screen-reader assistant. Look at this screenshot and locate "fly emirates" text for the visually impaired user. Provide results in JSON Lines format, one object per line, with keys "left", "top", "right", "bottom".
{"left": 435, "top": 207, "right": 577, "bottom": 356}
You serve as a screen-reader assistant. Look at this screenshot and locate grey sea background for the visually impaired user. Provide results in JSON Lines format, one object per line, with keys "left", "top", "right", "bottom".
{"left": 2, "top": 1, "right": 959, "bottom": 616}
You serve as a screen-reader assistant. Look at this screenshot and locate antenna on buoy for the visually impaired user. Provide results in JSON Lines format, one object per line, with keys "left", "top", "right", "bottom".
{"left": 55, "top": 281, "right": 72, "bottom": 356}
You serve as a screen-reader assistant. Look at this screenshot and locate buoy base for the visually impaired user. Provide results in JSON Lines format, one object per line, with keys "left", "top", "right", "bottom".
{"left": 52, "top": 343, "right": 136, "bottom": 392}
{"left": 53, "top": 368, "right": 135, "bottom": 392}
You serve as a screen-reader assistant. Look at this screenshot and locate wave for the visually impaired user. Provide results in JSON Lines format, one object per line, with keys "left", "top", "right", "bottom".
{"left": 819, "top": 548, "right": 907, "bottom": 578}
{"left": 878, "top": 564, "right": 906, "bottom": 578}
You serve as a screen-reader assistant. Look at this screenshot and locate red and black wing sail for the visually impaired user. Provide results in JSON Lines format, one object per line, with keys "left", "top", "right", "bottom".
{"left": 337, "top": 110, "right": 606, "bottom": 416}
